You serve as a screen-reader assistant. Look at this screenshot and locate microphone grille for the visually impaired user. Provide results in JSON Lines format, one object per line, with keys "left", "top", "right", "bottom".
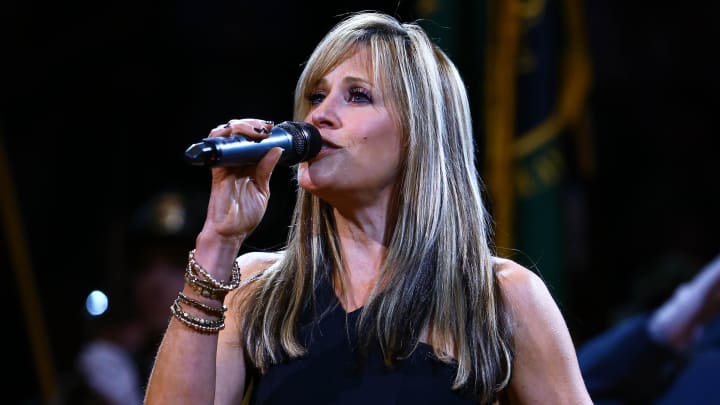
{"left": 293, "top": 133, "right": 308, "bottom": 156}
{"left": 275, "top": 121, "right": 322, "bottom": 163}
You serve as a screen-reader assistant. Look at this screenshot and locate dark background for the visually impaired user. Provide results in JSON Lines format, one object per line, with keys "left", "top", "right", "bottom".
{"left": 3, "top": 0, "right": 719, "bottom": 402}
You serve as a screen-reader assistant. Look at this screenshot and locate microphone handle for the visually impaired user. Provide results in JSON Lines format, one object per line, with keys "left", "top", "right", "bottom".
{"left": 205, "top": 130, "right": 294, "bottom": 166}
{"left": 184, "top": 121, "right": 321, "bottom": 167}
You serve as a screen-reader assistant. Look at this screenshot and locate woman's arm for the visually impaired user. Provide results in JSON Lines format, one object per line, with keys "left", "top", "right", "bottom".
{"left": 144, "top": 118, "right": 282, "bottom": 404}
{"left": 496, "top": 258, "right": 593, "bottom": 404}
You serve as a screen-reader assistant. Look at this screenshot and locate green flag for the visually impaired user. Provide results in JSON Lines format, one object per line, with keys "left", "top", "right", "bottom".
{"left": 485, "top": 0, "right": 593, "bottom": 302}
{"left": 417, "top": 0, "right": 593, "bottom": 302}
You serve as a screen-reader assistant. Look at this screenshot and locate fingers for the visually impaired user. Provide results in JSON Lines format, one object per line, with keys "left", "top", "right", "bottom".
{"left": 253, "top": 147, "right": 283, "bottom": 188}
{"left": 206, "top": 117, "right": 281, "bottom": 191}
{"left": 208, "top": 118, "right": 275, "bottom": 140}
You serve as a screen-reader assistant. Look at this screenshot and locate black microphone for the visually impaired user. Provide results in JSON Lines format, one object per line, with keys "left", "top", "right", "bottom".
{"left": 184, "top": 121, "right": 322, "bottom": 167}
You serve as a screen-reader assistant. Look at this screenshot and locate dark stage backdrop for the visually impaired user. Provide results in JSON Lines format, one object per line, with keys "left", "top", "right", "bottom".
{"left": 3, "top": 1, "right": 719, "bottom": 403}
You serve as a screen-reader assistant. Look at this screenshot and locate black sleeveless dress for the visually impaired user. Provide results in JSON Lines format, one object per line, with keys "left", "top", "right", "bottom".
{"left": 245, "top": 275, "right": 478, "bottom": 404}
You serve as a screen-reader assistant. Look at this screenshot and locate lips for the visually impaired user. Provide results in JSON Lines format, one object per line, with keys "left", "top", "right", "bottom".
{"left": 310, "top": 137, "right": 340, "bottom": 162}
{"left": 321, "top": 138, "right": 340, "bottom": 149}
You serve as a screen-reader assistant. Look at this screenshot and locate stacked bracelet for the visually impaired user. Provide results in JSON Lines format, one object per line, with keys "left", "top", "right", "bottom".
{"left": 172, "top": 249, "right": 241, "bottom": 333}
{"left": 184, "top": 272, "right": 230, "bottom": 300}
{"left": 188, "top": 249, "right": 241, "bottom": 290}
{"left": 184, "top": 249, "right": 241, "bottom": 300}
{"left": 170, "top": 299, "right": 225, "bottom": 333}
{"left": 177, "top": 291, "right": 227, "bottom": 315}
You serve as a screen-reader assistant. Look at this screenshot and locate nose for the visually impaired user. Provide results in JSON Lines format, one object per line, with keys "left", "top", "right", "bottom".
{"left": 308, "top": 96, "right": 339, "bottom": 130}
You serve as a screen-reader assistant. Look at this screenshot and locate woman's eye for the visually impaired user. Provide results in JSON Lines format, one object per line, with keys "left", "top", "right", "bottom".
{"left": 308, "top": 92, "right": 325, "bottom": 105}
{"left": 348, "top": 88, "right": 372, "bottom": 103}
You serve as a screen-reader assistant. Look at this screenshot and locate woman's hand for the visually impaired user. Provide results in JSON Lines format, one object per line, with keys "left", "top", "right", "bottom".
{"left": 200, "top": 118, "right": 283, "bottom": 244}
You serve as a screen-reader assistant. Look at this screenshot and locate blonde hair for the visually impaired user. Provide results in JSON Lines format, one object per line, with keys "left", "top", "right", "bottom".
{"left": 239, "top": 11, "right": 512, "bottom": 403}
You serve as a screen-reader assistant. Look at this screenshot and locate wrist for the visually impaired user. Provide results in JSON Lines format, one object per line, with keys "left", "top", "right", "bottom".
{"left": 195, "top": 232, "right": 243, "bottom": 263}
{"left": 196, "top": 226, "right": 246, "bottom": 245}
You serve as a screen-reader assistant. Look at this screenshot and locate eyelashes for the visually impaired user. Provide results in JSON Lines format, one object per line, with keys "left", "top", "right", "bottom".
{"left": 307, "top": 92, "right": 324, "bottom": 105}
{"left": 348, "top": 87, "right": 372, "bottom": 103}
{"left": 306, "top": 86, "right": 373, "bottom": 105}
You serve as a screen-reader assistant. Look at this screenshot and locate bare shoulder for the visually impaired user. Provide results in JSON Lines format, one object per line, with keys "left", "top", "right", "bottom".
{"left": 492, "top": 257, "right": 573, "bottom": 371}
{"left": 235, "top": 250, "right": 283, "bottom": 279}
{"left": 493, "top": 257, "right": 592, "bottom": 403}
{"left": 224, "top": 251, "right": 282, "bottom": 305}
{"left": 493, "top": 256, "right": 557, "bottom": 315}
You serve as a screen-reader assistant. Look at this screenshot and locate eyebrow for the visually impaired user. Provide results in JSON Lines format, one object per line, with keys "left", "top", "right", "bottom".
{"left": 315, "top": 75, "right": 374, "bottom": 88}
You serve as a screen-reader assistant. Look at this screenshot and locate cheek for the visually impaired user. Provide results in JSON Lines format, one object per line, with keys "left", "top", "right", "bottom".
{"left": 367, "top": 133, "right": 402, "bottom": 165}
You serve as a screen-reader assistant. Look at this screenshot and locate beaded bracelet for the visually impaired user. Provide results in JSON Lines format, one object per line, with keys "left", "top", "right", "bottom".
{"left": 187, "top": 249, "right": 241, "bottom": 290}
{"left": 184, "top": 272, "right": 228, "bottom": 300}
{"left": 177, "top": 291, "right": 226, "bottom": 316}
{"left": 183, "top": 249, "right": 242, "bottom": 300}
{"left": 170, "top": 299, "right": 225, "bottom": 333}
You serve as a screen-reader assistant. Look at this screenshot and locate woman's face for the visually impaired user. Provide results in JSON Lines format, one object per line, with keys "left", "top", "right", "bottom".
{"left": 297, "top": 47, "right": 403, "bottom": 206}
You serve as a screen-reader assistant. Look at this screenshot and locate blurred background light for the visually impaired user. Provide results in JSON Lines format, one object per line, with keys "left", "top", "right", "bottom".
{"left": 85, "top": 290, "right": 109, "bottom": 317}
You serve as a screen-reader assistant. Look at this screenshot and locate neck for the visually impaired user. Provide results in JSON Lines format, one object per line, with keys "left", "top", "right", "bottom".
{"left": 331, "top": 202, "right": 390, "bottom": 312}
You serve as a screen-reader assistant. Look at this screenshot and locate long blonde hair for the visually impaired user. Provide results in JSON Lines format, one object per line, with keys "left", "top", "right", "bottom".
{"left": 238, "top": 11, "right": 512, "bottom": 403}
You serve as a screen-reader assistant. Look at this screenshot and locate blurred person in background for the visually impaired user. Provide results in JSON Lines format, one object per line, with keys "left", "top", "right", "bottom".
{"left": 52, "top": 189, "right": 201, "bottom": 405}
{"left": 579, "top": 252, "right": 720, "bottom": 404}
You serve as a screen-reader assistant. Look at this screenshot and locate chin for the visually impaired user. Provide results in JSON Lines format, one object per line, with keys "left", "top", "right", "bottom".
{"left": 296, "top": 166, "right": 338, "bottom": 197}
